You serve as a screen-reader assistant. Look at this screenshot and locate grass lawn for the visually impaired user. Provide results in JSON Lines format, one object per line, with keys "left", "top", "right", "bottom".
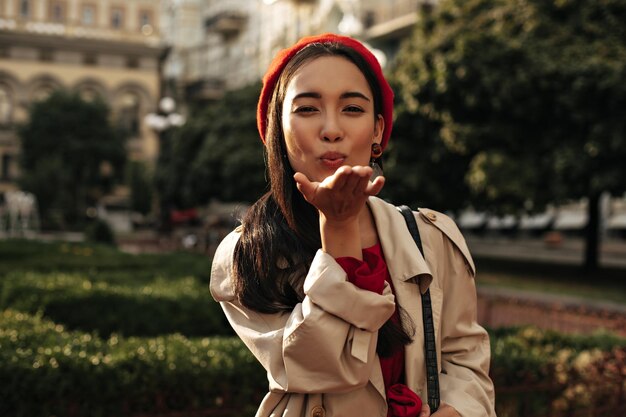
{"left": 475, "top": 257, "right": 626, "bottom": 305}
{"left": 1, "top": 238, "right": 624, "bottom": 306}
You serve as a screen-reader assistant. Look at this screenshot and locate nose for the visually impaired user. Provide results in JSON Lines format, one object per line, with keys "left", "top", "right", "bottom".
{"left": 320, "top": 113, "right": 343, "bottom": 142}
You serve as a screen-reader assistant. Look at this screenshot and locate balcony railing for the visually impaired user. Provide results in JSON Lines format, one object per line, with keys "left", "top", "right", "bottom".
{"left": 361, "top": 0, "right": 422, "bottom": 29}
{"left": 0, "top": 17, "right": 160, "bottom": 44}
{"left": 204, "top": 11, "right": 247, "bottom": 38}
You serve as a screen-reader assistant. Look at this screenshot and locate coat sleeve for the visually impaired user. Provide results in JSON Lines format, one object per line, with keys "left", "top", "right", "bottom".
{"left": 209, "top": 230, "right": 396, "bottom": 394}
{"left": 420, "top": 211, "right": 496, "bottom": 417}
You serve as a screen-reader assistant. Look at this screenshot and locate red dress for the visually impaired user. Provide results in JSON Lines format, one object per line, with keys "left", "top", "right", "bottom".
{"left": 336, "top": 243, "right": 423, "bottom": 417}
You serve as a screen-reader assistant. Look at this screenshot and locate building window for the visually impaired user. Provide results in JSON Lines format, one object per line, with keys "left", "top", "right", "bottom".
{"left": 50, "top": 1, "right": 66, "bottom": 23}
{"left": 81, "top": 4, "right": 96, "bottom": 26}
{"left": 83, "top": 53, "right": 97, "bottom": 66}
{"left": 118, "top": 92, "right": 140, "bottom": 136}
{"left": 79, "top": 86, "right": 99, "bottom": 102}
{"left": 2, "top": 154, "right": 12, "bottom": 180}
{"left": 111, "top": 7, "right": 124, "bottom": 30}
{"left": 33, "top": 85, "right": 55, "bottom": 102}
{"left": 39, "top": 48, "right": 54, "bottom": 62}
{"left": 139, "top": 9, "right": 152, "bottom": 27}
{"left": 0, "top": 85, "right": 11, "bottom": 124}
{"left": 19, "top": 0, "right": 30, "bottom": 19}
{"left": 139, "top": 9, "right": 153, "bottom": 35}
{"left": 126, "top": 56, "right": 138, "bottom": 68}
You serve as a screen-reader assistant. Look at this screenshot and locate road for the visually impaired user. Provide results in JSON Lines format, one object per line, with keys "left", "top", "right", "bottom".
{"left": 466, "top": 235, "right": 626, "bottom": 269}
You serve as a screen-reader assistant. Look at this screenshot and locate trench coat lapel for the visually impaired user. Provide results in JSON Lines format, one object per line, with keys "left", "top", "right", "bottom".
{"left": 368, "top": 197, "right": 434, "bottom": 395}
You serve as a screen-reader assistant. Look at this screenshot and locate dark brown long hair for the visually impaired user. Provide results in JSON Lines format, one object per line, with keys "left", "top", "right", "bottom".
{"left": 233, "top": 41, "right": 413, "bottom": 357}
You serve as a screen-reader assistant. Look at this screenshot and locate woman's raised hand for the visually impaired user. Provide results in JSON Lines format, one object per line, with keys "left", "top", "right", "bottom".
{"left": 293, "top": 165, "right": 385, "bottom": 224}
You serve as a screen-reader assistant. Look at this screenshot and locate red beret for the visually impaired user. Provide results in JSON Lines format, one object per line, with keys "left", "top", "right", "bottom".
{"left": 257, "top": 33, "right": 394, "bottom": 150}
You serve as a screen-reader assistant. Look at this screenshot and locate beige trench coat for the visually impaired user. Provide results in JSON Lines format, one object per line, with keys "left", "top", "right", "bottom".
{"left": 210, "top": 197, "right": 496, "bottom": 417}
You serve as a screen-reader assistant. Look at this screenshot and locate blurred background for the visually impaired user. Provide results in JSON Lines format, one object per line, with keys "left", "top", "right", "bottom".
{"left": 0, "top": 0, "right": 625, "bottom": 416}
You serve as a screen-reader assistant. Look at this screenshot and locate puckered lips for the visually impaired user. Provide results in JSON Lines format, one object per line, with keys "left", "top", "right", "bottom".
{"left": 319, "top": 151, "right": 347, "bottom": 169}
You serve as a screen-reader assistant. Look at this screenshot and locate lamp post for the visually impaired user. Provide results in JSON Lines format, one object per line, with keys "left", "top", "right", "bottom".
{"left": 144, "top": 97, "right": 186, "bottom": 233}
{"left": 144, "top": 97, "right": 186, "bottom": 134}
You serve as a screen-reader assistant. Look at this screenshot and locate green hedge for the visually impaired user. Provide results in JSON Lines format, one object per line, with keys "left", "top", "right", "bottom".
{"left": 490, "top": 326, "right": 626, "bottom": 417}
{"left": 0, "top": 272, "right": 232, "bottom": 337}
{"left": 2, "top": 310, "right": 625, "bottom": 417}
{"left": 1, "top": 240, "right": 624, "bottom": 416}
{"left": 0, "top": 239, "right": 212, "bottom": 283}
{"left": 0, "top": 309, "right": 265, "bottom": 417}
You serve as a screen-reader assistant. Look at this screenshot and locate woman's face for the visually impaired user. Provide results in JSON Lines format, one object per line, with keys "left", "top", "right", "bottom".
{"left": 281, "top": 55, "right": 384, "bottom": 183}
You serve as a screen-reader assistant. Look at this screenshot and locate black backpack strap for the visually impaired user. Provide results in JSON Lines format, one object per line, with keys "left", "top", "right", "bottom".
{"left": 397, "top": 205, "right": 440, "bottom": 413}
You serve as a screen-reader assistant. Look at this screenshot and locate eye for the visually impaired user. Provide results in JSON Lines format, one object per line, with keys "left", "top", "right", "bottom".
{"left": 294, "top": 105, "right": 318, "bottom": 114}
{"left": 344, "top": 105, "right": 365, "bottom": 113}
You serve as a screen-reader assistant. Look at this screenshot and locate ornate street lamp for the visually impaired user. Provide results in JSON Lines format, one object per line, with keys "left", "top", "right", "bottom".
{"left": 144, "top": 97, "right": 186, "bottom": 232}
{"left": 144, "top": 97, "right": 186, "bottom": 133}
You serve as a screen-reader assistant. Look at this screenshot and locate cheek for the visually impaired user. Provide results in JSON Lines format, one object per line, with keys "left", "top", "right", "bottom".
{"left": 283, "top": 116, "right": 313, "bottom": 159}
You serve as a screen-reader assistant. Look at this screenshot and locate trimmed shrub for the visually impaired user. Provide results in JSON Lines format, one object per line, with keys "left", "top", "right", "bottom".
{"left": 0, "top": 239, "right": 212, "bottom": 283}
{"left": 0, "top": 310, "right": 265, "bottom": 417}
{"left": 0, "top": 272, "right": 231, "bottom": 337}
{"left": 85, "top": 219, "right": 116, "bottom": 245}
{"left": 490, "top": 326, "right": 626, "bottom": 417}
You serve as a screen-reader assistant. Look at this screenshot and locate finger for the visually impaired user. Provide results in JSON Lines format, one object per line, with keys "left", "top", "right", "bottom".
{"left": 352, "top": 165, "right": 373, "bottom": 176}
{"left": 342, "top": 169, "right": 363, "bottom": 194}
{"left": 335, "top": 165, "right": 355, "bottom": 191}
{"left": 348, "top": 165, "right": 373, "bottom": 192}
{"left": 353, "top": 170, "right": 371, "bottom": 196}
{"left": 419, "top": 403, "right": 431, "bottom": 417}
{"left": 322, "top": 165, "right": 351, "bottom": 190}
{"left": 365, "top": 176, "right": 385, "bottom": 196}
{"left": 293, "top": 173, "right": 318, "bottom": 202}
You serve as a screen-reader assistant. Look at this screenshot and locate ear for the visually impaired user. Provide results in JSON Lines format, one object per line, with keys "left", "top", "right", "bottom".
{"left": 373, "top": 114, "right": 384, "bottom": 144}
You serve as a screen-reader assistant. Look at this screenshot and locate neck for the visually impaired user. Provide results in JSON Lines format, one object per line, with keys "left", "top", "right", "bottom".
{"left": 358, "top": 199, "right": 379, "bottom": 248}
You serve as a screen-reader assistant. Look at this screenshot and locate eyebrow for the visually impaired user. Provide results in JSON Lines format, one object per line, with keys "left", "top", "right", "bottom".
{"left": 293, "top": 91, "right": 371, "bottom": 101}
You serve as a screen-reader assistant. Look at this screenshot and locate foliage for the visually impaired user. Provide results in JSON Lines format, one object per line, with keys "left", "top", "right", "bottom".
{"left": 0, "top": 240, "right": 225, "bottom": 338}
{"left": 155, "top": 83, "right": 266, "bottom": 210}
{"left": 0, "top": 239, "right": 212, "bottom": 283}
{"left": 489, "top": 326, "right": 626, "bottom": 416}
{"left": 0, "top": 310, "right": 265, "bottom": 417}
{"left": 18, "top": 90, "right": 126, "bottom": 229}
{"left": 0, "top": 272, "right": 231, "bottom": 337}
{"left": 381, "top": 90, "right": 472, "bottom": 212}
{"left": 391, "top": 0, "right": 626, "bottom": 212}
{"left": 1, "top": 308, "right": 624, "bottom": 417}
{"left": 85, "top": 219, "right": 115, "bottom": 245}
{"left": 1, "top": 239, "right": 625, "bottom": 416}
{"left": 127, "top": 161, "right": 154, "bottom": 216}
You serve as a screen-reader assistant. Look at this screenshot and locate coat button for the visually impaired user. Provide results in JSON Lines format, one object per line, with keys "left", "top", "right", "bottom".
{"left": 426, "top": 212, "right": 437, "bottom": 222}
{"left": 311, "top": 405, "right": 326, "bottom": 417}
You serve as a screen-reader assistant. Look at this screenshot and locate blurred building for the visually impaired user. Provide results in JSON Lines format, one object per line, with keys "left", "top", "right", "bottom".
{"left": 163, "top": 0, "right": 426, "bottom": 105}
{"left": 0, "top": 0, "right": 166, "bottom": 193}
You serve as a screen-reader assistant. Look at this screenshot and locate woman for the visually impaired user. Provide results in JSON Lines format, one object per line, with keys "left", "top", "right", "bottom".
{"left": 210, "top": 33, "right": 496, "bottom": 417}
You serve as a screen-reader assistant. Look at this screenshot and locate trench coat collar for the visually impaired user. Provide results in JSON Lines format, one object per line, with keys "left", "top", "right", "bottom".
{"left": 366, "top": 197, "right": 433, "bottom": 401}
{"left": 368, "top": 197, "right": 433, "bottom": 293}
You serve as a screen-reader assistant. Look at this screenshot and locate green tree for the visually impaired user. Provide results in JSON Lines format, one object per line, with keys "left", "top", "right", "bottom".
{"left": 392, "top": 0, "right": 626, "bottom": 271}
{"left": 19, "top": 90, "right": 126, "bottom": 229}
{"left": 381, "top": 82, "right": 473, "bottom": 213}
{"left": 127, "top": 161, "right": 153, "bottom": 216}
{"left": 155, "top": 83, "right": 265, "bottom": 211}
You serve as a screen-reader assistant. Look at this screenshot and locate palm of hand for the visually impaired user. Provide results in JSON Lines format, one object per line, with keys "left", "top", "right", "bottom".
{"left": 294, "top": 165, "right": 385, "bottom": 222}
